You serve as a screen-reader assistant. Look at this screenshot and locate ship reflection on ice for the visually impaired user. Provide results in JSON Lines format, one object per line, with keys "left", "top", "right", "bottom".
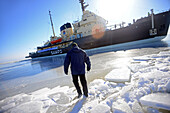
{"left": 31, "top": 55, "right": 65, "bottom": 71}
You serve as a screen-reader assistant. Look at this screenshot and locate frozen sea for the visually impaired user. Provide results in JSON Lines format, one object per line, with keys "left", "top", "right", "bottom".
{"left": 0, "top": 35, "right": 170, "bottom": 113}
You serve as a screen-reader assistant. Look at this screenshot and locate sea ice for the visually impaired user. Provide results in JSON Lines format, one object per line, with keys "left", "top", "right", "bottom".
{"left": 105, "top": 67, "right": 131, "bottom": 82}
{"left": 132, "top": 55, "right": 151, "bottom": 62}
{"left": 48, "top": 92, "right": 70, "bottom": 104}
{"left": 147, "top": 107, "right": 159, "bottom": 113}
{"left": 131, "top": 100, "right": 144, "bottom": 113}
{"left": 0, "top": 93, "right": 32, "bottom": 112}
{"left": 112, "top": 99, "right": 133, "bottom": 113}
{"left": 1, "top": 49, "right": 170, "bottom": 113}
{"left": 165, "top": 79, "right": 170, "bottom": 93}
{"left": 100, "top": 92, "right": 120, "bottom": 108}
{"left": 90, "top": 103, "right": 110, "bottom": 113}
{"left": 10, "top": 101, "right": 43, "bottom": 113}
{"left": 79, "top": 99, "right": 99, "bottom": 113}
{"left": 1, "top": 102, "right": 15, "bottom": 112}
{"left": 140, "top": 93, "right": 170, "bottom": 110}
{"left": 46, "top": 104, "right": 68, "bottom": 113}
{"left": 30, "top": 87, "right": 51, "bottom": 96}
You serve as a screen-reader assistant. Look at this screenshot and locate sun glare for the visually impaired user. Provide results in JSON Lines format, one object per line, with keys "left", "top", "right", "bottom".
{"left": 97, "top": 0, "right": 135, "bottom": 24}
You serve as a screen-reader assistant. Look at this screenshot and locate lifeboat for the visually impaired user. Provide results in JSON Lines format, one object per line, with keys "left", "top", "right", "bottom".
{"left": 51, "top": 38, "right": 62, "bottom": 44}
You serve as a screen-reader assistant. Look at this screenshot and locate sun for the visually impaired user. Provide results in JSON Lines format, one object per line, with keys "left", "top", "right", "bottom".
{"left": 97, "top": 0, "right": 135, "bottom": 24}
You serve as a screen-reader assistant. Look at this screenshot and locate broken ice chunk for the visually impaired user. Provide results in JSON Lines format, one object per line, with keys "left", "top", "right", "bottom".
{"left": 112, "top": 99, "right": 133, "bottom": 113}
{"left": 140, "top": 93, "right": 170, "bottom": 111}
{"left": 105, "top": 67, "right": 131, "bottom": 82}
{"left": 91, "top": 104, "right": 110, "bottom": 113}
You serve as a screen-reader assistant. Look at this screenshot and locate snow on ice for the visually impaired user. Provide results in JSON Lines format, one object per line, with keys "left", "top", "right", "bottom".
{"left": 0, "top": 49, "right": 170, "bottom": 113}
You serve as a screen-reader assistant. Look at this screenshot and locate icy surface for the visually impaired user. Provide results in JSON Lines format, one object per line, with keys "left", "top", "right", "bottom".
{"left": 105, "top": 67, "right": 131, "bottom": 82}
{"left": 112, "top": 99, "right": 133, "bottom": 113}
{"left": 140, "top": 93, "right": 170, "bottom": 110}
{"left": 91, "top": 104, "right": 110, "bottom": 113}
{"left": 0, "top": 49, "right": 170, "bottom": 113}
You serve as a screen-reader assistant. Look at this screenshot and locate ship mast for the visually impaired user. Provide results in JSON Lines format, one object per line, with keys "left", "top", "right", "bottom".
{"left": 79, "top": 0, "right": 89, "bottom": 13}
{"left": 49, "top": 10, "right": 56, "bottom": 37}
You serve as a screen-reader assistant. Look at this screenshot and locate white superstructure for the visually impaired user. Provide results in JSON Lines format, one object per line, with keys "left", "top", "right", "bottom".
{"left": 73, "top": 10, "right": 107, "bottom": 37}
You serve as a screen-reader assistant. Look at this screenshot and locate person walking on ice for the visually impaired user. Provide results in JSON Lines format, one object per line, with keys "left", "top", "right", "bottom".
{"left": 64, "top": 42, "right": 91, "bottom": 98}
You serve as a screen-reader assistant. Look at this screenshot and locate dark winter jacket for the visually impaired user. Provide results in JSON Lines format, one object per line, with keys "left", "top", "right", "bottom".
{"left": 64, "top": 46, "right": 91, "bottom": 75}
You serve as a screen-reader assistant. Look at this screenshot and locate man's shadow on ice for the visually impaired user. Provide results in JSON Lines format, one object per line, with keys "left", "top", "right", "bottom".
{"left": 69, "top": 97, "right": 87, "bottom": 113}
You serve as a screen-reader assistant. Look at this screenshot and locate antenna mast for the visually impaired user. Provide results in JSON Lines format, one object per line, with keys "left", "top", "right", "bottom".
{"left": 79, "top": 0, "right": 89, "bottom": 13}
{"left": 49, "top": 10, "right": 56, "bottom": 37}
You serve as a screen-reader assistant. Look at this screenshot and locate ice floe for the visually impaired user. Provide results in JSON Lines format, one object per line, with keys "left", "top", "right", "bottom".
{"left": 105, "top": 67, "right": 131, "bottom": 82}
{"left": 140, "top": 93, "right": 170, "bottom": 111}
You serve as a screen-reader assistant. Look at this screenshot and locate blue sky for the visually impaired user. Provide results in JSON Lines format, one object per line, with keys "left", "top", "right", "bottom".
{"left": 0, "top": 0, "right": 170, "bottom": 63}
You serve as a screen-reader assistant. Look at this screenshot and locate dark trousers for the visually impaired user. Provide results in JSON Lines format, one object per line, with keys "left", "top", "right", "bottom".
{"left": 72, "top": 74, "right": 88, "bottom": 96}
